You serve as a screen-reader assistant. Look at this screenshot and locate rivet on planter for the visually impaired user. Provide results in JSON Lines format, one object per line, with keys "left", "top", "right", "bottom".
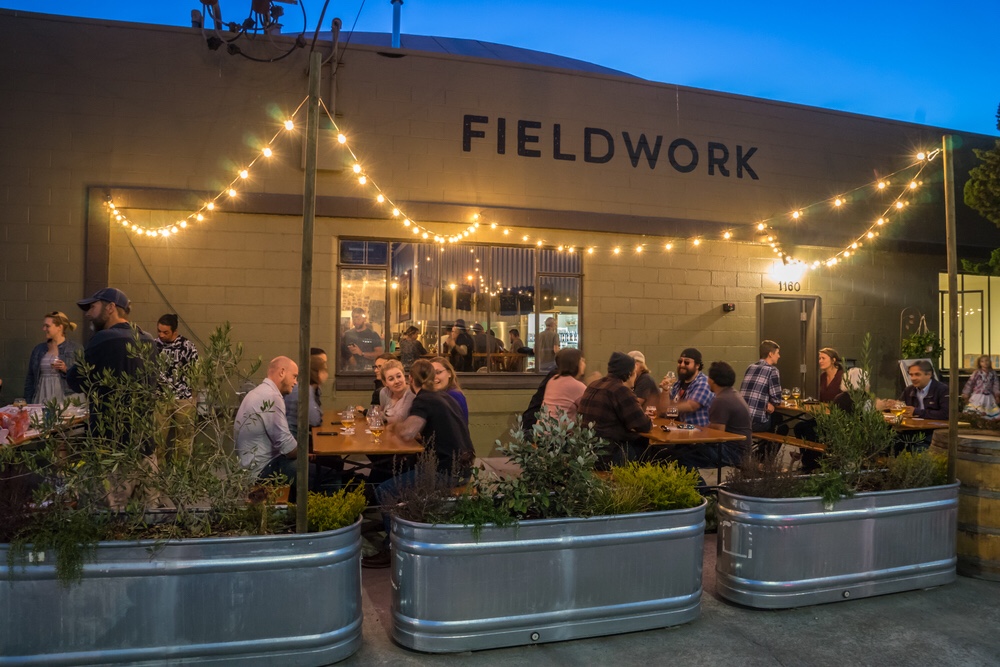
{"left": 843, "top": 591, "right": 851, "bottom": 598}
{"left": 530, "top": 632, "right": 540, "bottom": 642}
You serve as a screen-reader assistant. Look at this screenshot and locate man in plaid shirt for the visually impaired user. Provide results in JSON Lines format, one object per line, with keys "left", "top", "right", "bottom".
{"left": 578, "top": 351, "right": 652, "bottom": 468}
{"left": 739, "top": 340, "right": 782, "bottom": 432}
{"left": 662, "top": 348, "right": 714, "bottom": 426}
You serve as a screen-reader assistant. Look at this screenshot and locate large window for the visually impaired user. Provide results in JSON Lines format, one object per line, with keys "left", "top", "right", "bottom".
{"left": 338, "top": 240, "right": 583, "bottom": 375}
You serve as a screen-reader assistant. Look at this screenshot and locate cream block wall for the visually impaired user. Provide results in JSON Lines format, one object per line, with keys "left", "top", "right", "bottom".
{"left": 0, "top": 11, "right": 981, "bottom": 444}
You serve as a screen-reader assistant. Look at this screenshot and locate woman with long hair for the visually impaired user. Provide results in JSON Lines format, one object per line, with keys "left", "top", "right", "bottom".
{"left": 962, "top": 354, "right": 1000, "bottom": 418}
{"left": 818, "top": 347, "right": 844, "bottom": 402}
{"left": 431, "top": 356, "right": 469, "bottom": 423}
{"left": 542, "top": 348, "right": 587, "bottom": 420}
{"left": 25, "top": 311, "right": 82, "bottom": 404}
{"left": 379, "top": 359, "right": 415, "bottom": 423}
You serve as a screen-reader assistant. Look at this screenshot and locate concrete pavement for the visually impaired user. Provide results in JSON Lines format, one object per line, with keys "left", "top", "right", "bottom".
{"left": 342, "top": 534, "right": 1000, "bottom": 666}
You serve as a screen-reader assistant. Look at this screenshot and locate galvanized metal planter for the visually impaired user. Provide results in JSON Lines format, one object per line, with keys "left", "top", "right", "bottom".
{"left": 391, "top": 501, "right": 706, "bottom": 653}
{"left": 716, "top": 483, "right": 958, "bottom": 609}
{"left": 0, "top": 520, "right": 363, "bottom": 666}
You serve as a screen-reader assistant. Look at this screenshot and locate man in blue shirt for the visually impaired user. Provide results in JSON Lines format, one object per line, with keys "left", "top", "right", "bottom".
{"left": 662, "top": 347, "right": 713, "bottom": 426}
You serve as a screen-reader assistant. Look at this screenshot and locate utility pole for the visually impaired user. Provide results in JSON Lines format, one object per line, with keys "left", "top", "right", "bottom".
{"left": 944, "top": 134, "right": 959, "bottom": 484}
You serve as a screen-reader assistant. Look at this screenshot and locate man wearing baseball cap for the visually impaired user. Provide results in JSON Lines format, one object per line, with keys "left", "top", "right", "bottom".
{"left": 660, "top": 347, "right": 714, "bottom": 426}
{"left": 67, "top": 287, "right": 155, "bottom": 401}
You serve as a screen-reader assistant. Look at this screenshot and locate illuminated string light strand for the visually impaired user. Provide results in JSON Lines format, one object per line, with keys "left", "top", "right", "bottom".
{"left": 776, "top": 149, "right": 940, "bottom": 269}
{"left": 106, "top": 97, "right": 311, "bottom": 237}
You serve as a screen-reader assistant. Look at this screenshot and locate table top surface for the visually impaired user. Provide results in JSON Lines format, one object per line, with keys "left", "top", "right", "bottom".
{"left": 312, "top": 410, "right": 424, "bottom": 456}
{"left": 643, "top": 417, "right": 747, "bottom": 445}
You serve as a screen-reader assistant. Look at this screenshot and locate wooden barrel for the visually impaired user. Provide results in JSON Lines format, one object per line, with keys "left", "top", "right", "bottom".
{"left": 931, "top": 429, "right": 1000, "bottom": 581}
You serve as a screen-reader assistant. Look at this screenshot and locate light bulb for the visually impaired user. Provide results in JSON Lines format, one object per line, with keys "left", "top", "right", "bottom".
{"left": 587, "top": 247, "right": 594, "bottom": 254}
{"left": 834, "top": 198, "right": 843, "bottom": 207}
{"left": 179, "top": 221, "right": 187, "bottom": 228}
{"left": 917, "top": 151, "right": 926, "bottom": 160}
{"left": 239, "top": 169, "right": 248, "bottom": 179}
{"left": 723, "top": 231, "right": 732, "bottom": 240}
{"left": 895, "top": 201, "right": 904, "bottom": 209}
{"left": 228, "top": 188, "right": 237, "bottom": 197}
{"left": 791, "top": 211, "right": 801, "bottom": 219}
{"left": 284, "top": 120, "right": 294, "bottom": 130}
{"left": 337, "top": 133, "right": 347, "bottom": 144}
{"left": 196, "top": 214, "right": 204, "bottom": 221}
{"left": 867, "top": 231, "right": 874, "bottom": 239}
{"left": 207, "top": 202, "right": 215, "bottom": 210}
{"left": 358, "top": 176, "right": 367, "bottom": 184}
{"left": 909, "top": 181, "right": 917, "bottom": 189}
{"left": 392, "top": 208, "right": 400, "bottom": 216}
{"left": 352, "top": 164, "right": 361, "bottom": 174}
{"left": 536, "top": 240, "right": 542, "bottom": 247}
{"left": 693, "top": 239, "right": 701, "bottom": 246}
{"left": 878, "top": 181, "right": 886, "bottom": 190}
{"left": 376, "top": 194, "right": 385, "bottom": 203}
{"left": 757, "top": 222, "right": 766, "bottom": 231}
{"left": 490, "top": 222, "right": 497, "bottom": 229}
{"left": 262, "top": 147, "right": 272, "bottom": 157}
{"left": 522, "top": 235, "right": 529, "bottom": 241}
{"left": 665, "top": 243, "right": 673, "bottom": 250}
{"left": 613, "top": 247, "right": 621, "bottom": 255}
{"left": 877, "top": 217, "right": 885, "bottom": 225}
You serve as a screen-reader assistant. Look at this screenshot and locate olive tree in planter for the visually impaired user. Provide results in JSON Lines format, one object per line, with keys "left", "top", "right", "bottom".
{"left": 716, "top": 339, "right": 957, "bottom": 609}
{"left": 383, "top": 412, "right": 707, "bottom": 653}
{"left": 0, "top": 324, "right": 366, "bottom": 667}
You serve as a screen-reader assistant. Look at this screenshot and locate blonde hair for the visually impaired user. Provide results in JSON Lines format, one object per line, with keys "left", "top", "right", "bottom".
{"left": 381, "top": 359, "right": 404, "bottom": 376}
{"left": 45, "top": 311, "right": 77, "bottom": 333}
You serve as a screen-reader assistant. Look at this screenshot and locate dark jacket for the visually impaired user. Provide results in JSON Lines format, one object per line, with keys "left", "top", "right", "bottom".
{"left": 25, "top": 338, "right": 83, "bottom": 401}
{"left": 900, "top": 379, "right": 949, "bottom": 420}
{"left": 66, "top": 323, "right": 156, "bottom": 394}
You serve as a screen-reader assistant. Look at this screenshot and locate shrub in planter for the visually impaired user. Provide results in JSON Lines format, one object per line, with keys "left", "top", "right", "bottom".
{"left": 0, "top": 324, "right": 366, "bottom": 666}
{"left": 384, "top": 412, "right": 707, "bottom": 652}
{"left": 717, "top": 336, "right": 957, "bottom": 609}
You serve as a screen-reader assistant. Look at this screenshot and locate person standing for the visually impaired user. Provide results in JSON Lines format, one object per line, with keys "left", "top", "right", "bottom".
{"left": 448, "top": 319, "right": 474, "bottom": 372}
{"left": 508, "top": 328, "right": 527, "bottom": 372}
{"left": 341, "top": 307, "right": 384, "bottom": 371}
{"left": 660, "top": 348, "right": 714, "bottom": 426}
{"left": 534, "top": 317, "right": 560, "bottom": 372}
{"left": 67, "top": 287, "right": 158, "bottom": 509}
{"left": 154, "top": 314, "right": 200, "bottom": 460}
{"left": 25, "top": 311, "right": 83, "bottom": 405}
{"left": 818, "top": 347, "right": 845, "bottom": 402}
{"left": 739, "top": 340, "right": 783, "bottom": 432}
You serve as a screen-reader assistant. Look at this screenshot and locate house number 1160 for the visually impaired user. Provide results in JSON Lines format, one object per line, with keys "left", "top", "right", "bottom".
{"left": 777, "top": 281, "right": 801, "bottom": 292}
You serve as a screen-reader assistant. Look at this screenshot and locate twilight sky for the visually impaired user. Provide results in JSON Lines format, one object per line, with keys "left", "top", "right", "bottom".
{"left": 3, "top": 0, "right": 998, "bottom": 136}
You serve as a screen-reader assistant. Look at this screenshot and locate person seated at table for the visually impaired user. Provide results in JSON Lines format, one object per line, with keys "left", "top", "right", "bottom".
{"left": 739, "top": 340, "right": 782, "bottom": 433}
{"left": 655, "top": 361, "right": 752, "bottom": 480}
{"left": 578, "top": 352, "right": 651, "bottom": 468}
{"left": 235, "top": 356, "right": 338, "bottom": 495}
{"left": 379, "top": 359, "right": 415, "bottom": 423}
{"left": 706, "top": 362, "right": 753, "bottom": 466}
{"left": 364, "top": 359, "right": 475, "bottom": 568}
{"left": 431, "top": 356, "right": 469, "bottom": 424}
{"left": 818, "top": 347, "right": 845, "bottom": 402}
{"left": 542, "top": 348, "right": 587, "bottom": 420}
{"left": 284, "top": 351, "right": 327, "bottom": 438}
{"left": 962, "top": 355, "right": 1000, "bottom": 418}
{"left": 25, "top": 311, "right": 83, "bottom": 405}
{"left": 628, "top": 350, "right": 659, "bottom": 407}
{"left": 660, "top": 348, "right": 714, "bottom": 426}
{"left": 831, "top": 367, "right": 871, "bottom": 414}
{"left": 892, "top": 360, "right": 948, "bottom": 449}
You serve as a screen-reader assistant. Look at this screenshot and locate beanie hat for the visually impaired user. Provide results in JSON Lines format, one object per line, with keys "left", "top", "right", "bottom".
{"left": 679, "top": 347, "right": 703, "bottom": 369}
{"left": 607, "top": 351, "right": 636, "bottom": 379}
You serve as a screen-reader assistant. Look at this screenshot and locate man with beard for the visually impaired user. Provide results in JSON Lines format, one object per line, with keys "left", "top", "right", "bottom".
{"left": 67, "top": 287, "right": 157, "bottom": 508}
{"left": 660, "top": 347, "right": 714, "bottom": 426}
{"left": 341, "top": 307, "right": 384, "bottom": 371}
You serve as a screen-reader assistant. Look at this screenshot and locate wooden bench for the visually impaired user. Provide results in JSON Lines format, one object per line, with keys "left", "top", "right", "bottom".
{"left": 753, "top": 431, "right": 826, "bottom": 453}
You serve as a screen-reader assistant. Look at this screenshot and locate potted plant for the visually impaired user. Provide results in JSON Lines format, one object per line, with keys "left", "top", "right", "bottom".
{"left": 0, "top": 325, "right": 367, "bottom": 666}
{"left": 382, "top": 412, "right": 707, "bottom": 653}
{"left": 715, "top": 336, "right": 958, "bottom": 609}
{"left": 901, "top": 328, "right": 943, "bottom": 367}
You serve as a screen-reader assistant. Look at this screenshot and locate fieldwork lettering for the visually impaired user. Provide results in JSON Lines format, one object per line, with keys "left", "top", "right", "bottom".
{"left": 462, "top": 115, "right": 759, "bottom": 180}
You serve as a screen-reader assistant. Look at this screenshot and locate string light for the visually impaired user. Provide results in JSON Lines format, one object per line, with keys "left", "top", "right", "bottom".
{"left": 105, "top": 94, "right": 939, "bottom": 275}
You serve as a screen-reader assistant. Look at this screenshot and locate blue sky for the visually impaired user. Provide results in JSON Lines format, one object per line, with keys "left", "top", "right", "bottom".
{"left": 3, "top": 0, "right": 998, "bottom": 136}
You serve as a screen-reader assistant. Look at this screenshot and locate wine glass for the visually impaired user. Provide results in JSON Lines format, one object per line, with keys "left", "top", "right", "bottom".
{"left": 341, "top": 406, "right": 356, "bottom": 434}
{"left": 791, "top": 386, "right": 801, "bottom": 405}
{"left": 890, "top": 400, "right": 908, "bottom": 424}
{"left": 368, "top": 412, "right": 385, "bottom": 445}
{"left": 781, "top": 388, "right": 791, "bottom": 406}
{"left": 665, "top": 405, "right": 679, "bottom": 426}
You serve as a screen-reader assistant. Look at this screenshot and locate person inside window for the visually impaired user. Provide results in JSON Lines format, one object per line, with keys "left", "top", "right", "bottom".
{"left": 341, "top": 307, "right": 384, "bottom": 371}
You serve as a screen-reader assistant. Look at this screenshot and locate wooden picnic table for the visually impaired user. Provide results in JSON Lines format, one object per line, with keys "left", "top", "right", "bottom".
{"left": 642, "top": 417, "right": 747, "bottom": 445}
{"left": 311, "top": 409, "right": 424, "bottom": 457}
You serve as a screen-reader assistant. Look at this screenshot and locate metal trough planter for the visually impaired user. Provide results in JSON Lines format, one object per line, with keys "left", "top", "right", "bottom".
{"left": 0, "top": 520, "right": 363, "bottom": 666}
{"left": 390, "top": 500, "right": 706, "bottom": 653}
{"left": 715, "top": 483, "right": 958, "bottom": 609}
